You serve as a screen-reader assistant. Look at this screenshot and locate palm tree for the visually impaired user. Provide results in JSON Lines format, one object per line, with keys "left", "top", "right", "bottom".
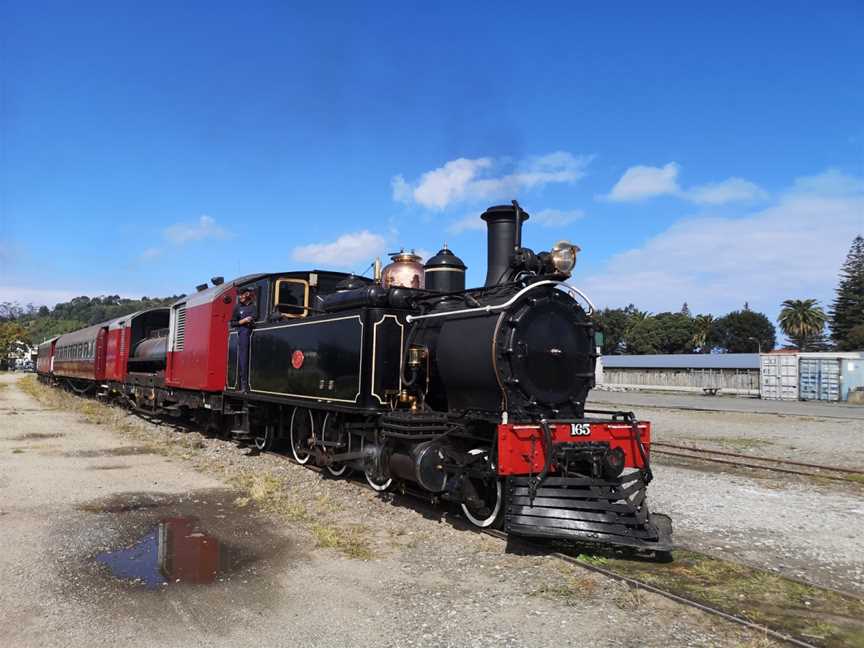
{"left": 692, "top": 314, "right": 714, "bottom": 353}
{"left": 778, "top": 299, "right": 828, "bottom": 350}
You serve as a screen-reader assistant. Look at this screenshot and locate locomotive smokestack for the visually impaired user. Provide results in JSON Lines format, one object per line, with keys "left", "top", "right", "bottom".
{"left": 481, "top": 203, "right": 529, "bottom": 286}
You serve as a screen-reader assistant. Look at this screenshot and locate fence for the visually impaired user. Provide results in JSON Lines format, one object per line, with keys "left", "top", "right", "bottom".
{"left": 600, "top": 367, "right": 760, "bottom": 395}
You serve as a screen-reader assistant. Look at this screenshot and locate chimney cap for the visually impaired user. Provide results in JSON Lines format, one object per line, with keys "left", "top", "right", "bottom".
{"left": 481, "top": 204, "right": 530, "bottom": 222}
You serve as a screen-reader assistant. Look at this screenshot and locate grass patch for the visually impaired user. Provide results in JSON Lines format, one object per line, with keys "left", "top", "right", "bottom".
{"left": 613, "top": 584, "right": 647, "bottom": 610}
{"left": 530, "top": 563, "right": 600, "bottom": 603}
{"left": 228, "top": 472, "right": 310, "bottom": 522}
{"left": 312, "top": 523, "right": 373, "bottom": 560}
{"left": 576, "top": 553, "right": 609, "bottom": 566}
{"left": 595, "top": 549, "right": 864, "bottom": 647}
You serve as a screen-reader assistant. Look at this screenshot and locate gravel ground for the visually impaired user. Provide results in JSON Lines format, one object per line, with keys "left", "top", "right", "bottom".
{"left": 649, "top": 461, "right": 864, "bottom": 596}
{"left": 592, "top": 392, "right": 864, "bottom": 472}
{"left": 0, "top": 373, "right": 769, "bottom": 648}
{"left": 589, "top": 390, "right": 864, "bottom": 595}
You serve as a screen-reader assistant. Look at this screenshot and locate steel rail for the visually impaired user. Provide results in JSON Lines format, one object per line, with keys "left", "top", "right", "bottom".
{"left": 652, "top": 449, "right": 855, "bottom": 482}
{"left": 653, "top": 441, "right": 864, "bottom": 475}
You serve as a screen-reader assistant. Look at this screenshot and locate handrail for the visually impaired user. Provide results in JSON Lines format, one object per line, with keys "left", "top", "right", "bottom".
{"left": 405, "top": 280, "right": 595, "bottom": 323}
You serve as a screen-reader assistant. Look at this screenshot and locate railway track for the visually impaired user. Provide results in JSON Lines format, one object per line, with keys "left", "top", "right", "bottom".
{"left": 652, "top": 441, "right": 864, "bottom": 483}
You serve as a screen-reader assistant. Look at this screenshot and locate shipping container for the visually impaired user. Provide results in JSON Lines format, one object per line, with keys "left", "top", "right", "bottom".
{"left": 759, "top": 352, "right": 799, "bottom": 400}
{"left": 797, "top": 352, "right": 864, "bottom": 402}
{"left": 799, "top": 357, "right": 840, "bottom": 401}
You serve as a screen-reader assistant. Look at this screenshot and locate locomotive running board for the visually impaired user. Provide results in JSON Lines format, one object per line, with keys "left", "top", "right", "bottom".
{"left": 504, "top": 473, "right": 672, "bottom": 552}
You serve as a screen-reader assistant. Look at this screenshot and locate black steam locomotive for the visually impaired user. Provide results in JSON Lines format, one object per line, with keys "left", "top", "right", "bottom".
{"left": 39, "top": 202, "right": 671, "bottom": 552}
{"left": 227, "top": 202, "right": 671, "bottom": 551}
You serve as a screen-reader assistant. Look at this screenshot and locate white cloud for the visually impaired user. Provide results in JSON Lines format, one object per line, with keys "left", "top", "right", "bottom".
{"left": 393, "top": 151, "right": 590, "bottom": 210}
{"left": 138, "top": 214, "right": 230, "bottom": 260}
{"left": 292, "top": 230, "right": 387, "bottom": 268}
{"left": 791, "top": 168, "right": 864, "bottom": 196}
{"left": 604, "top": 162, "right": 681, "bottom": 202}
{"left": 447, "top": 212, "right": 487, "bottom": 234}
{"left": 579, "top": 171, "right": 864, "bottom": 319}
{"left": 164, "top": 215, "right": 229, "bottom": 245}
{"left": 602, "top": 162, "right": 767, "bottom": 205}
{"left": 686, "top": 177, "right": 768, "bottom": 204}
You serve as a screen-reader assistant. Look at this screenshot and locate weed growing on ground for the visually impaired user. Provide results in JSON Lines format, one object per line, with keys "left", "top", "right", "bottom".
{"left": 800, "top": 621, "right": 835, "bottom": 641}
{"left": 613, "top": 583, "right": 646, "bottom": 610}
{"left": 312, "top": 523, "right": 373, "bottom": 560}
{"left": 576, "top": 553, "right": 608, "bottom": 566}
{"left": 734, "top": 633, "right": 776, "bottom": 648}
{"left": 530, "top": 571, "right": 599, "bottom": 603}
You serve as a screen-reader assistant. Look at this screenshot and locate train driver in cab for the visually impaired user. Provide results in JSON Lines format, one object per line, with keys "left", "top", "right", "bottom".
{"left": 231, "top": 288, "right": 258, "bottom": 392}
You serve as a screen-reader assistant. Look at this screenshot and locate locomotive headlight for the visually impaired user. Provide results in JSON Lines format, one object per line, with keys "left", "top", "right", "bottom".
{"left": 550, "top": 240, "right": 580, "bottom": 275}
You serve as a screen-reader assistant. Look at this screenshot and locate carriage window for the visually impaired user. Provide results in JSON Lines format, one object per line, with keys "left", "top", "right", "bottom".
{"left": 274, "top": 279, "right": 309, "bottom": 318}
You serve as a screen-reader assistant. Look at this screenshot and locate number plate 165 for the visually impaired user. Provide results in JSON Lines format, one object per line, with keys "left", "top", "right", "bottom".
{"left": 570, "top": 423, "right": 591, "bottom": 437}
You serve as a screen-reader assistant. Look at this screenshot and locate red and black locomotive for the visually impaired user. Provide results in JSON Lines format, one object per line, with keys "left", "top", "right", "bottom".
{"left": 38, "top": 202, "right": 672, "bottom": 553}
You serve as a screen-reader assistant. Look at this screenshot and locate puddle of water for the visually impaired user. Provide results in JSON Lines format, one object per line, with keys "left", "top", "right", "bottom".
{"left": 95, "top": 517, "right": 224, "bottom": 590}
{"left": 73, "top": 489, "right": 299, "bottom": 607}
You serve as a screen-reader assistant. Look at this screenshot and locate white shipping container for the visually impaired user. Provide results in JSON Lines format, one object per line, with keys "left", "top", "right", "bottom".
{"left": 760, "top": 353, "right": 799, "bottom": 400}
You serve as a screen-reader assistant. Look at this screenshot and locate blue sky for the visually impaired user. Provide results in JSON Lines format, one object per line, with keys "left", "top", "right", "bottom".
{"left": 1, "top": 1, "right": 862, "bottom": 323}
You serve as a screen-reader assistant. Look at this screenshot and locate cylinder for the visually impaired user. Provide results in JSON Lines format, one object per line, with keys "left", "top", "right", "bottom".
{"left": 481, "top": 205, "right": 529, "bottom": 286}
{"left": 128, "top": 336, "right": 168, "bottom": 371}
{"left": 387, "top": 442, "right": 448, "bottom": 492}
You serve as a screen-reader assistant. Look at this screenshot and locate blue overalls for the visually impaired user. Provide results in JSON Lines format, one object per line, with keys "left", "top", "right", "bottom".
{"left": 233, "top": 303, "right": 257, "bottom": 391}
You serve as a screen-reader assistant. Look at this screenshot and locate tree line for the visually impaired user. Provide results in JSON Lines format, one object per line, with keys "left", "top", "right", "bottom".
{"left": 594, "top": 234, "right": 863, "bottom": 355}
{"left": 0, "top": 294, "right": 183, "bottom": 360}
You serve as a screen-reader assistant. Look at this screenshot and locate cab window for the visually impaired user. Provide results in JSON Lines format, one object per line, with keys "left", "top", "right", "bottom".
{"left": 274, "top": 279, "right": 309, "bottom": 318}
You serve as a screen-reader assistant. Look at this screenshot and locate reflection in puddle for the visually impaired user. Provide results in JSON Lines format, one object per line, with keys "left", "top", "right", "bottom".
{"left": 96, "top": 518, "right": 221, "bottom": 589}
